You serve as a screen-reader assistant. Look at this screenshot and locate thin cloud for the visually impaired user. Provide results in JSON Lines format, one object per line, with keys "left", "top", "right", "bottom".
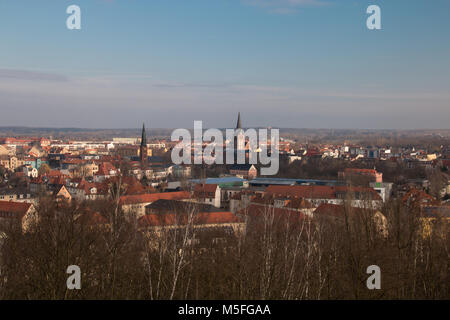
{"left": 243, "top": 0, "right": 330, "bottom": 14}
{"left": 0, "top": 69, "right": 68, "bottom": 82}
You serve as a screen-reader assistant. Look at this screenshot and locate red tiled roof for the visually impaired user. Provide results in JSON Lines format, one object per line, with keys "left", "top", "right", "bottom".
{"left": 194, "top": 184, "right": 218, "bottom": 193}
{"left": 30, "top": 177, "right": 45, "bottom": 184}
{"left": 266, "top": 185, "right": 336, "bottom": 199}
{"left": 0, "top": 201, "right": 33, "bottom": 218}
{"left": 265, "top": 185, "right": 382, "bottom": 201}
{"left": 402, "top": 188, "right": 437, "bottom": 206}
{"left": 48, "top": 170, "right": 64, "bottom": 177}
{"left": 96, "top": 162, "right": 117, "bottom": 176}
{"left": 49, "top": 176, "right": 66, "bottom": 185}
{"left": 119, "top": 191, "right": 191, "bottom": 205}
{"left": 138, "top": 211, "right": 241, "bottom": 227}
{"left": 193, "top": 184, "right": 218, "bottom": 199}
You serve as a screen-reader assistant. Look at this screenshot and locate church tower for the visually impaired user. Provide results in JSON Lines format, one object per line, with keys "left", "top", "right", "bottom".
{"left": 236, "top": 111, "right": 242, "bottom": 130}
{"left": 140, "top": 123, "right": 148, "bottom": 167}
{"left": 235, "top": 112, "right": 245, "bottom": 151}
{"left": 234, "top": 112, "right": 246, "bottom": 164}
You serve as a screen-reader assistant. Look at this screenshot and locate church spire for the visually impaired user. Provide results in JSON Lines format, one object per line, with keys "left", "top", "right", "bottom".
{"left": 141, "top": 122, "right": 147, "bottom": 146}
{"left": 140, "top": 123, "right": 148, "bottom": 167}
{"left": 236, "top": 112, "right": 242, "bottom": 129}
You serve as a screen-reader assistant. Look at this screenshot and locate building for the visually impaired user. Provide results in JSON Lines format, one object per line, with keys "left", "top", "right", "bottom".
{"left": 369, "top": 182, "right": 393, "bottom": 202}
{"left": 119, "top": 191, "right": 191, "bottom": 218}
{"left": 0, "top": 145, "right": 13, "bottom": 156}
{"left": 402, "top": 188, "right": 438, "bottom": 208}
{"left": 172, "top": 165, "right": 191, "bottom": 178}
{"left": 55, "top": 185, "right": 72, "bottom": 202}
{"left": 339, "top": 168, "right": 383, "bottom": 183}
{"left": 145, "top": 199, "right": 225, "bottom": 215}
{"left": 192, "top": 184, "right": 221, "bottom": 208}
{"left": 0, "top": 201, "right": 37, "bottom": 232}
{"left": 114, "top": 145, "right": 140, "bottom": 158}
{"left": 235, "top": 112, "right": 245, "bottom": 151}
{"left": 229, "top": 164, "right": 257, "bottom": 180}
{"left": 93, "top": 162, "right": 118, "bottom": 182}
{"left": 313, "top": 203, "right": 388, "bottom": 238}
{"left": 138, "top": 208, "right": 244, "bottom": 248}
{"left": 0, "top": 156, "right": 24, "bottom": 171}
{"left": 23, "top": 165, "right": 38, "bottom": 178}
{"left": 265, "top": 185, "right": 383, "bottom": 209}
{"left": 79, "top": 162, "right": 99, "bottom": 177}
{"left": 0, "top": 188, "right": 34, "bottom": 203}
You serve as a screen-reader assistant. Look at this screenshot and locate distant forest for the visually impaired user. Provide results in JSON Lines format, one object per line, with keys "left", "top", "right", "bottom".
{"left": 0, "top": 127, "right": 449, "bottom": 146}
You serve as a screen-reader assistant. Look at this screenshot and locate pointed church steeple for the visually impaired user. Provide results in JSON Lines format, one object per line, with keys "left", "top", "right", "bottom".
{"left": 140, "top": 123, "right": 148, "bottom": 167}
{"left": 236, "top": 112, "right": 242, "bottom": 129}
{"left": 141, "top": 123, "right": 147, "bottom": 147}
{"left": 234, "top": 112, "right": 245, "bottom": 159}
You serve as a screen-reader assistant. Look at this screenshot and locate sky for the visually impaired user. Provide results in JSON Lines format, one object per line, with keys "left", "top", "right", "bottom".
{"left": 0, "top": 0, "right": 449, "bottom": 129}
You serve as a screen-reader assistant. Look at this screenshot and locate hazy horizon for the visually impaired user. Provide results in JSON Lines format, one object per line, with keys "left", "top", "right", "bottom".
{"left": 1, "top": 125, "right": 450, "bottom": 132}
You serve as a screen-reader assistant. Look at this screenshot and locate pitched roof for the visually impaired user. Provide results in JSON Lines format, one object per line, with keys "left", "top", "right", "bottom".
{"left": 145, "top": 199, "right": 224, "bottom": 213}
{"left": 138, "top": 211, "right": 241, "bottom": 227}
{"left": 0, "top": 201, "right": 33, "bottom": 218}
{"left": 119, "top": 191, "right": 190, "bottom": 205}
{"left": 266, "top": 185, "right": 336, "bottom": 199}
{"left": 402, "top": 188, "right": 437, "bottom": 206}
{"left": 193, "top": 183, "right": 218, "bottom": 193}
{"left": 265, "top": 185, "right": 382, "bottom": 201}
{"left": 96, "top": 162, "right": 117, "bottom": 176}
{"left": 193, "top": 183, "right": 218, "bottom": 198}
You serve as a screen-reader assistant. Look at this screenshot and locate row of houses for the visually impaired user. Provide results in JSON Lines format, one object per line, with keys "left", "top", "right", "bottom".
{"left": 1, "top": 183, "right": 448, "bottom": 245}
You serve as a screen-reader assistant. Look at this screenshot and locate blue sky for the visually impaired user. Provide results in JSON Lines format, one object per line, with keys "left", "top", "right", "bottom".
{"left": 0, "top": 0, "right": 449, "bottom": 129}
